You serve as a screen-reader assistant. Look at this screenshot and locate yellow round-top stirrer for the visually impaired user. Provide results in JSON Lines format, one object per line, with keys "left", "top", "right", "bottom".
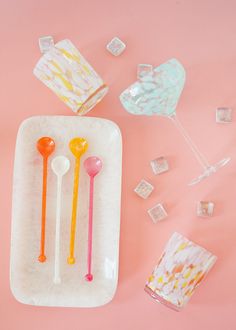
{"left": 68, "top": 137, "right": 88, "bottom": 264}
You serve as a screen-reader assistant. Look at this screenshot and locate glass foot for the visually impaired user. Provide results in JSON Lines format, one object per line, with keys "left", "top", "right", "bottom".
{"left": 189, "top": 157, "right": 231, "bottom": 186}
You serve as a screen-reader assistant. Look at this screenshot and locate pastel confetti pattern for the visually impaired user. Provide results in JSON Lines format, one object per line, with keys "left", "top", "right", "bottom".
{"left": 145, "top": 232, "right": 217, "bottom": 310}
{"left": 34, "top": 39, "right": 108, "bottom": 114}
{"left": 120, "top": 58, "right": 185, "bottom": 117}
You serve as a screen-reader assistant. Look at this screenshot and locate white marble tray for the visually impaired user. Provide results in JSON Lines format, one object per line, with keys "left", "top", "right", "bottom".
{"left": 10, "top": 116, "right": 122, "bottom": 307}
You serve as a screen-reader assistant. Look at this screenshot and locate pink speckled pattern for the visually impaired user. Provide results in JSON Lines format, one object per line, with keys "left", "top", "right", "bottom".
{"left": 145, "top": 232, "right": 217, "bottom": 310}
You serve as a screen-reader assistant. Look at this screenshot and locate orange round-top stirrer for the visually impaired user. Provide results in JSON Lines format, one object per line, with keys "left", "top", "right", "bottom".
{"left": 37, "top": 137, "right": 55, "bottom": 262}
{"left": 68, "top": 137, "right": 88, "bottom": 265}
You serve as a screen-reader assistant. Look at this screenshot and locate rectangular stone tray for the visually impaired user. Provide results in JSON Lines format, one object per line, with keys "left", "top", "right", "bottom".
{"left": 10, "top": 116, "right": 122, "bottom": 307}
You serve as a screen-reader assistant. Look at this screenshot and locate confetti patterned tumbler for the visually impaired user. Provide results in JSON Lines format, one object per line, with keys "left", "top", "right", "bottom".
{"left": 145, "top": 232, "right": 217, "bottom": 311}
{"left": 34, "top": 39, "right": 108, "bottom": 115}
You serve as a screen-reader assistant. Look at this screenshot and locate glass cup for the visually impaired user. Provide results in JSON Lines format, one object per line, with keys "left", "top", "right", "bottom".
{"left": 120, "top": 59, "right": 230, "bottom": 185}
{"left": 145, "top": 232, "right": 217, "bottom": 311}
{"left": 34, "top": 39, "right": 108, "bottom": 115}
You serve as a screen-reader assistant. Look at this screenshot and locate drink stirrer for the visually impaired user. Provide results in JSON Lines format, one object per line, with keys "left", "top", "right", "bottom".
{"left": 68, "top": 138, "right": 88, "bottom": 264}
{"left": 51, "top": 156, "right": 70, "bottom": 284}
{"left": 37, "top": 137, "right": 55, "bottom": 262}
{"left": 84, "top": 157, "right": 102, "bottom": 281}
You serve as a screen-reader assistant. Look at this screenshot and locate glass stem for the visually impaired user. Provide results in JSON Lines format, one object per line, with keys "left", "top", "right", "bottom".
{"left": 169, "top": 114, "right": 210, "bottom": 170}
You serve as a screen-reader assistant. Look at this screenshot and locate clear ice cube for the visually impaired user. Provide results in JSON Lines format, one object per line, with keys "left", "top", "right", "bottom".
{"left": 216, "top": 107, "right": 232, "bottom": 123}
{"left": 137, "top": 64, "right": 153, "bottom": 80}
{"left": 106, "top": 37, "right": 126, "bottom": 56}
{"left": 39, "top": 36, "right": 54, "bottom": 53}
{"left": 197, "top": 201, "right": 214, "bottom": 217}
{"left": 150, "top": 157, "right": 169, "bottom": 175}
{"left": 134, "top": 179, "right": 154, "bottom": 199}
{"left": 148, "top": 203, "right": 168, "bottom": 223}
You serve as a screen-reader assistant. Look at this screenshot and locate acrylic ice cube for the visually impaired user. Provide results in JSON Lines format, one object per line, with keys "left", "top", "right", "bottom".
{"left": 134, "top": 179, "right": 154, "bottom": 199}
{"left": 148, "top": 203, "right": 167, "bottom": 223}
{"left": 38, "top": 36, "right": 54, "bottom": 53}
{"left": 137, "top": 64, "right": 153, "bottom": 80}
{"left": 216, "top": 107, "right": 232, "bottom": 123}
{"left": 150, "top": 157, "right": 169, "bottom": 175}
{"left": 197, "top": 201, "right": 214, "bottom": 217}
{"left": 106, "top": 37, "right": 126, "bottom": 56}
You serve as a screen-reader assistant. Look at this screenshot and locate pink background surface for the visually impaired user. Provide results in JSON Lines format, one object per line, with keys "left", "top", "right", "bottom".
{"left": 1, "top": 0, "right": 236, "bottom": 329}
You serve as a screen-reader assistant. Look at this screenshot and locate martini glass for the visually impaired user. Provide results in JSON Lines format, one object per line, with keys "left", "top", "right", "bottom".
{"left": 120, "top": 58, "right": 230, "bottom": 185}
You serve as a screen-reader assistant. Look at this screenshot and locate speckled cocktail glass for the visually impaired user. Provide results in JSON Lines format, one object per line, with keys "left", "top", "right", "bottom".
{"left": 120, "top": 59, "right": 230, "bottom": 185}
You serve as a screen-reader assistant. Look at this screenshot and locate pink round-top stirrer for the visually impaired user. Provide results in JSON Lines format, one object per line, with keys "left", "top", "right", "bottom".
{"left": 84, "top": 156, "right": 102, "bottom": 281}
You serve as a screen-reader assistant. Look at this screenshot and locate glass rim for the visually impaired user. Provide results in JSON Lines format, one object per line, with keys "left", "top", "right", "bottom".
{"left": 144, "top": 284, "right": 181, "bottom": 311}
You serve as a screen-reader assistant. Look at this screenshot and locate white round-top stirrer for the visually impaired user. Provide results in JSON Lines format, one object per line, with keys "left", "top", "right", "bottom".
{"left": 51, "top": 156, "right": 70, "bottom": 284}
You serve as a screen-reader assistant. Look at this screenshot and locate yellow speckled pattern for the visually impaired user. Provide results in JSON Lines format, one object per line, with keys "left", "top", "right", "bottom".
{"left": 34, "top": 39, "right": 108, "bottom": 115}
{"left": 145, "top": 232, "right": 217, "bottom": 310}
